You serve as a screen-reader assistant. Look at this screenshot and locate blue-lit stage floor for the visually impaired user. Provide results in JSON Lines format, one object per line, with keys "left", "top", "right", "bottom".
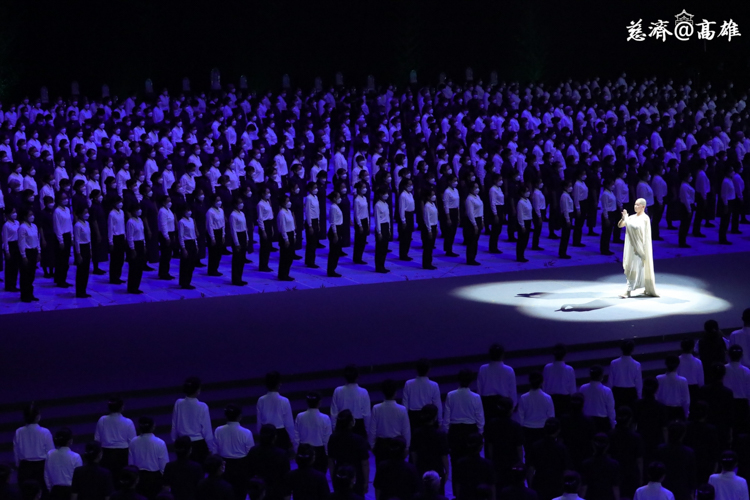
{"left": 1, "top": 222, "right": 748, "bottom": 315}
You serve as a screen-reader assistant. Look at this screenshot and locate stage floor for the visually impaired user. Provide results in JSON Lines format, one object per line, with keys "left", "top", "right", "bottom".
{"left": 3, "top": 244, "right": 748, "bottom": 404}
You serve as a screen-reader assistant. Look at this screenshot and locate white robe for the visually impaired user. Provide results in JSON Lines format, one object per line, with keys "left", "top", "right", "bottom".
{"left": 622, "top": 212, "right": 658, "bottom": 296}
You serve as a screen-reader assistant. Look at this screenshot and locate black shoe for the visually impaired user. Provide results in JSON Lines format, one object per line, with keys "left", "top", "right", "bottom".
{"left": 270, "top": 247, "right": 279, "bottom": 252}
{"left": 692, "top": 233, "right": 706, "bottom": 238}
{"left": 399, "top": 256, "right": 413, "bottom": 262}
{"left": 92, "top": 269, "right": 106, "bottom": 275}
{"left": 445, "top": 252, "right": 460, "bottom": 257}
{"left": 232, "top": 280, "right": 248, "bottom": 286}
{"left": 5, "top": 287, "right": 20, "bottom": 292}
{"left": 279, "top": 276, "right": 295, "bottom": 281}
{"left": 143, "top": 265, "right": 156, "bottom": 271}
{"left": 57, "top": 282, "right": 71, "bottom": 288}
{"left": 327, "top": 272, "right": 342, "bottom": 278}
{"left": 588, "top": 231, "right": 600, "bottom": 237}
{"left": 466, "top": 261, "right": 481, "bottom": 266}
{"left": 719, "top": 240, "right": 733, "bottom": 245}
{"left": 195, "top": 261, "right": 206, "bottom": 268}
{"left": 730, "top": 230, "right": 743, "bottom": 235}
{"left": 129, "top": 289, "right": 144, "bottom": 294}
{"left": 180, "top": 285, "right": 196, "bottom": 290}
{"left": 316, "top": 243, "right": 326, "bottom": 249}
{"left": 110, "top": 279, "right": 125, "bottom": 285}
{"left": 158, "top": 275, "right": 174, "bottom": 280}
{"left": 42, "top": 273, "right": 51, "bottom": 279}
{"left": 517, "top": 258, "right": 530, "bottom": 263}
{"left": 244, "top": 258, "right": 253, "bottom": 263}
{"left": 508, "top": 238, "right": 517, "bottom": 243}
{"left": 375, "top": 268, "right": 390, "bottom": 274}
{"left": 207, "top": 272, "right": 223, "bottom": 277}
{"left": 571, "top": 243, "right": 586, "bottom": 248}
{"left": 423, "top": 265, "right": 438, "bottom": 270}
{"left": 221, "top": 249, "right": 232, "bottom": 255}
{"left": 705, "top": 222, "right": 716, "bottom": 228}
{"left": 667, "top": 225, "right": 677, "bottom": 230}
{"left": 531, "top": 246, "right": 545, "bottom": 251}
{"left": 292, "top": 254, "right": 303, "bottom": 260}
{"left": 601, "top": 251, "right": 615, "bottom": 256}
{"left": 678, "top": 244, "right": 691, "bottom": 248}
{"left": 76, "top": 293, "right": 92, "bottom": 298}
{"left": 259, "top": 267, "right": 273, "bottom": 272}
{"left": 548, "top": 234, "right": 560, "bottom": 240}
{"left": 339, "top": 252, "right": 348, "bottom": 257}
{"left": 559, "top": 254, "right": 572, "bottom": 259}
{"left": 31, "top": 296, "right": 40, "bottom": 301}
{"left": 488, "top": 249, "right": 503, "bottom": 254}
{"left": 653, "top": 236, "right": 665, "bottom": 241}
{"left": 306, "top": 263, "right": 320, "bottom": 269}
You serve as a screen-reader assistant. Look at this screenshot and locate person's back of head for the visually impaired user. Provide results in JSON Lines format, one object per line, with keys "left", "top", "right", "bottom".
{"left": 466, "top": 432, "right": 484, "bottom": 455}
{"left": 665, "top": 354, "right": 680, "bottom": 372}
{"left": 553, "top": 343, "right": 567, "bottom": 361}
{"left": 562, "top": 471, "right": 581, "bottom": 494}
{"left": 295, "top": 444, "right": 315, "bottom": 468}
{"left": 692, "top": 401, "right": 709, "bottom": 422}
{"left": 681, "top": 338, "right": 696, "bottom": 354}
{"left": 183, "top": 376, "right": 202, "bottom": 397}
{"left": 259, "top": 424, "right": 276, "bottom": 446}
{"left": 306, "top": 392, "right": 321, "bottom": 409}
{"left": 592, "top": 433, "right": 609, "bottom": 456}
{"left": 333, "top": 466, "right": 355, "bottom": 493}
{"left": 247, "top": 476, "right": 266, "bottom": 500}
{"left": 729, "top": 345, "right": 743, "bottom": 363}
{"left": 83, "top": 441, "right": 102, "bottom": 464}
{"left": 107, "top": 396, "right": 124, "bottom": 414}
{"left": 712, "top": 362, "right": 726, "bottom": 382}
{"left": 335, "top": 409, "right": 354, "bottom": 432}
{"left": 589, "top": 365, "right": 603, "bottom": 382}
{"left": 544, "top": 417, "right": 561, "bottom": 437}
{"left": 138, "top": 416, "right": 155, "bottom": 435}
{"left": 421, "top": 404, "right": 438, "bottom": 427}
{"left": 54, "top": 428, "right": 73, "bottom": 448}
{"left": 203, "top": 454, "right": 224, "bottom": 477}
{"left": 422, "top": 470, "right": 441, "bottom": 494}
{"left": 720, "top": 450, "right": 738, "bottom": 472}
{"left": 621, "top": 339, "right": 635, "bottom": 356}
{"left": 23, "top": 403, "right": 40, "bottom": 425}
{"left": 119, "top": 466, "right": 140, "bottom": 491}
{"left": 473, "top": 485, "right": 492, "bottom": 500}
{"left": 174, "top": 435, "right": 192, "bottom": 459}
{"left": 381, "top": 379, "right": 398, "bottom": 400}
{"left": 508, "top": 464, "right": 527, "bottom": 487}
{"left": 388, "top": 436, "right": 408, "bottom": 460}
{"left": 497, "top": 396, "right": 514, "bottom": 418}
{"left": 458, "top": 369, "right": 474, "bottom": 388}
{"left": 264, "top": 371, "right": 281, "bottom": 391}
{"left": 20, "top": 480, "right": 42, "bottom": 500}
{"left": 224, "top": 404, "right": 241, "bottom": 422}
{"left": 646, "top": 461, "right": 666, "bottom": 483}
{"left": 570, "top": 393, "right": 585, "bottom": 414}
{"left": 528, "top": 371, "right": 543, "bottom": 390}
{"left": 343, "top": 364, "right": 359, "bottom": 384}
{"left": 416, "top": 358, "right": 431, "bottom": 377}
{"left": 704, "top": 319, "right": 720, "bottom": 334}
{"left": 616, "top": 406, "right": 633, "bottom": 427}
{"left": 489, "top": 343, "right": 505, "bottom": 362}
{"left": 667, "top": 420, "right": 686, "bottom": 445}
{"left": 696, "top": 483, "right": 716, "bottom": 500}
{"left": 643, "top": 377, "right": 659, "bottom": 398}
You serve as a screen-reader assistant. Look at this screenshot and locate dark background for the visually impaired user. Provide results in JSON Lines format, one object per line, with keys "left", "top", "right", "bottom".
{"left": 0, "top": 0, "right": 748, "bottom": 100}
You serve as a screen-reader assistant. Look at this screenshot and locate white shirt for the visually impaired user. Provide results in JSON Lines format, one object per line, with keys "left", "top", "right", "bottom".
{"left": 129, "top": 433, "right": 168, "bottom": 473}
{"left": 126, "top": 217, "right": 145, "bottom": 249}
{"left": 206, "top": 207, "right": 225, "bottom": 235}
{"left": 44, "top": 447, "right": 82, "bottom": 488}
{"left": 608, "top": 356, "right": 643, "bottom": 397}
{"left": 725, "top": 362, "right": 750, "bottom": 400}
{"left": 257, "top": 199, "right": 274, "bottom": 225}
{"left": 677, "top": 354, "right": 704, "bottom": 386}
{"left": 722, "top": 177, "right": 736, "bottom": 204}
{"left": 375, "top": 200, "right": 390, "bottom": 226}
{"left": 17, "top": 223, "right": 41, "bottom": 254}
{"left": 158, "top": 207, "right": 175, "bottom": 239}
{"left": 277, "top": 208, "right": 296, "bottom": 235}
{"left": 634, "top": 482, "right": 675, "bottom": 500}
{"left": 655, "top": 372, "right": 690, "bottom": 417}
{"left": 295, "top": 408, "right": 333, "bottom": 449}
{"left": 579, "top": 381, "right": 616, "bottom": 427}
{"left": 478, "top": 361, "right": 518, "bottom": 407}
{"left": 14, "top": 424, "right": 54, "bottom": 465}
{"left": 304, "top": 194, "right": 320, "bottom": 222}
{"left": 601, "top": 189, "right": 617, "bottom": 212}
{"left": 331, "top": 384, "right": 372, "bottom": 424}
{"left": 229, "top": 210, "right": 248, "bottom": 246}
{"left": 637, "top": 181, "right": 655, "bottom": 206}
{"left": 2, "top": 220, "right": 19, "bottom": 253}
{"left": 442, "top": 187, "right": 459, "bottom": 211}
{"left": 709, "top": 471, "right": 749, "bottom": 500}
{"left": 543, "top": 361, "right": 577, "bottom": 396}
{"left": 215, "top": 421, "right": 255, "bottom": 459}
{"left": 53, "top": 206, "right": 72, "bottom": 242}
{"left": 402, "top": 377, "right": 442, "bottom": 422}
{"left": 573, "top": 180, "right": 589, "bottom": 209}
{"left": 423, "top": 202, "right": 438, "bottom": 227}
{"left": 171, "top": 397, "right": 216, "bottom": 452}
{"left": 730, "top": 327, "right": 750, "bottom": 368}
{"left": 532, "top": 189, "right": 546, "bottom": 217}
{"left": 329, "top": 203, "right": 344, "bottom": 228}
{"left": 518, "top": 389, "right": 555, "bottom": 429}
{"left": 368, "top": 400, "right": 411, "bottom": 448}
{"left": 517, "top": 197, "right": 533, "bottom": 225}
{"left": 178, "top": 218, "right": 196, "bottom": 248}
{"left": 489, "top": 185, "right": 505, "bottom": 211}
{"left": 465, "top": 194, "right": 484, "bottom": 223}
{"left": 95, "top": 413, "right": 137, "bottom": 449}
{"left": 443, "top": 387, "right": 485, "bottom": 433}
{"left": 354, "top": 195, "right": 369, "bottom": 224}
{"left": 256, "top": 392, "right": 298, "bottom": 448}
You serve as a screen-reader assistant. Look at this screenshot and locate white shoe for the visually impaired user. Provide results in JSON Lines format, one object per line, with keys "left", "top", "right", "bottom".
{"left": 619, "top": 291, "right": 631, "bottom": 299}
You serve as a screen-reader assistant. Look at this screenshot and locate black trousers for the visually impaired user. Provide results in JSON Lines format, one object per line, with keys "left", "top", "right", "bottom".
{"left": 532, "top": 212, "right": 543, "bottom": 248}
{"left": 354, "top": 219, "right": 369, "bottom": 262}
{"left": 54, "top": 231, "right": 72, "bottom": 285}
{"left": 49, "top": 485, "right": 72, "bottom": 500}
{"left": 76, "top": 243, "right": 91, "bottom": 297}
{"left": 20, "top": 248, "right": 38, "bottom": 301}
{"left": 373, "top": 437, "right": 400, "bottom": 465}
{"left": 516, "top": 219, "right": 531, "bottom": 260}
{"left": 551, "top": 394, "right": 572, "bottom": 418}
{"left": 481, "top": 395, "right": 504, "bottom": 421}
{"left": 279, "top": 231, "right": 295, "bottom": 278}
{"left": 651, "top": 200, "right": 664, "bottom": 239}
{"left": 101, "top": 448, "right": 129, "bottom": 479}
{"left": 489, "top": 205, "right": 505, "bottom": 251}
{"left": 613, "top": 209, "right": 624, "bottom": 243}
{"left": 679, "top": 206, "right": 693, "bottom": 246}
{"left": 448, "top": 423, "right": 479, "bottom": 463}
{"left": 311, "top": 445, "right": 328, "bottom": 474}
{"left": 731, "top": 198, "right": 743, "bottom": 232}
{"left": 232, "top": 231, "right": 248, "bottom": 283}
{"left": 524, "top": 427, "right": 545, "bottom": 450}
{"left": 159, "top": 231, "right": 175, "bottom": 277}
{"left": 665, "top": 406, "right": 686, "bottom": 422}
{"left": 137, "top": 470, "right": 163, "bottom": 500}
{"left": 260, "top": 220, "right": 274, "bottom": 269}
{"left": 208, "top": 229, "right": 225, "bottom": 274}
{"left": 190, "top": 439, "right": 210, "bottom": 465}
{"left": 4, "top": 240, "right": 20, "bottom": 290}
{"left": 399, "top": 211, "right": 414, "bottom": 258}
{"left": 127, "top": 240, "right": 145, "bottom": 292}
{"left": 110, "top": 234, "right": 126, "bottom": 282}
{"left": 573, "top": 200, "right": 588, "bottom": 245}
{"left": 328, "top": 226, "right": 341, "bottom": 273}
{"left": 612, "top": 386, "right": 638, "bottom": 410}
{"left": 591, "top": 416, "right": 612, "bottom": 433}
{"left": 601, "top": 212, "right": 615, "bottom": 254}
{"left": 353, "top": 419, "right": 367, "bottom": 439}
{"left": 17, "top": 459, "right": 46, "bottom": 495}
{"left": 179, "top": 240, "right": 197, "bottom": 287}
{"left": 223, "top": 457, "right": 249, "bottom": 500}
{"left": 442, "top": 208, "right": 458, "bottom": 253}
{"left": 719, "top": 199, "right": 731, "bottom": 242}
{"left": 559, "top": 217, "right": 572, "bottom": 256}
{"left": 422, "top": 224, "right": 437, "bottom": 268}
{"left": 305, "top": 219, "right": 320, "bottom": 266}
{"left": 693, "top": 196, "right": 706, "bottom": 235}
{"left": 465, "top": 217, "right": 483, "bottom": 263}
{"left": 375, "top": 223, "right": 391, "bottom": 271}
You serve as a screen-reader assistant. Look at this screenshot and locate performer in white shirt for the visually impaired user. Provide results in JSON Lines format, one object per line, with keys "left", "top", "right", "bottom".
{"left": 402, "top": 359, "right": 443, "bottom": 429}
{"left": 656, "top": 355, "right": 690, "bottom": 421}
{"left": 443, "top": 369, "right": 484, "bottom": 464}
{"left": 108, "top": 197, "right": 126, "bottom": 285}
{"left": 331, "top": 365, "right": 372, "bottom": 439}
{"left": 518, "top": 371, "right": 555, "bottom": 448}
{"left": 678, "top": 171, "right": 696, "bottom": 248}
{"left": 178, "top": 208, "right": 198, "bottom": 290}
{"left": 44, "top": 428, "right": 82, "bottom": 496}
{"left": 277, "top": 194, "right": 297, "bottom": 281}
{"left": 441, "top": 175, "right": 460, "bottom": 257}
{"left": 256, "top": 371, "right": 298, "bottom": 455}
{"left": 215, "top": 404, "right": 255, "bottom": 499}
{"left": 618, "top": 198, "right": 658, "bottom": 298}
{"left": 303, "top": 182, "right": 322, "bottom": 268}
{"left": 369, "top": 379, "right": 410, "bottom": 464}
{"left": 17, "top": 209, "right": 41, "bottom": 302}
{"left": 709, "top": 451, "right": 750, "bottom": 500}
{"left": 73, "top": 208, "right": 92, "bottom": 298}
{"left": 52, "top": 193, "right": 73, "bottom": 288}
{"left": 125, "top": 207, "right": 146, "bottom": 294}
{"left": 719, "top": 166, "right": 736, "bottom": 245}
{"left": 464, "top": 182, "right": 484, "bottom": 266}
{"left": 579, "top": 365, "right": 616, "bottom": 432}
{"left": 95, "top": 397, "right": 136, "bottom": 479}
{"left": 374, "top": 189, "right": 391, "bottom": 273}
{"left": 516, "top": 186, "right": 533, "bottom": 262}
{"left": 171, "top": 377, "right": 216, "bottom": 464}
{"left": 398, "top": 179, "right": 416, "bottom": 261}
{"left": 353, "top": 182, "right": 370, "bottom": 265}
{"left": 729, "top": 309, "right": 750, "bottom": 368}
{"left": 488, "top": 175, "right": 505, "bottom": 254}
{"left": 14, "top": 404, "right": 54, "bottom": 492}
{"left": 421, "top": 189, "right": 439, "bottom": 270}
{"left": 600, "top": 177, "right": 617, "bottom": 256}
{"left": 607, "top": 340, "right": 643, "bottom": 410}
{"left": 206, "top": 196, "right": 226, "bottom": 277}
{"left": 129, "top": 417, "right": 168, "bottom": 498}
{"left": 229, "top": 198, "right": 249, "bottom": 286}
{"left": 634, "top": 462, "right": 675, "bottom": 500}
{"left": 257, "top": 188, "right": 275, "bottom": 273}
{"left": 295, "top": 392, "right": 332, "bottom": 473}
{"left": 157, "top": 196, "right": 176, "bottom": 280}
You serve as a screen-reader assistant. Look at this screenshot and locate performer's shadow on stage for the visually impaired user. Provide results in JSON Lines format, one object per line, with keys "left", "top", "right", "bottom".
{"left": 515, "top": 292, "right": 687, "bottom": 313}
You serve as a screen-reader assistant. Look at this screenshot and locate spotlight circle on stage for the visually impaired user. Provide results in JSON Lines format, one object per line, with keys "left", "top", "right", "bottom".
{"left": 453, "top": 274, "right": 732, "bottom": 322}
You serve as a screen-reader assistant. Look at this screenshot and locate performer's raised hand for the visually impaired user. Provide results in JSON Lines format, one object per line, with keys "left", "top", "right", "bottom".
{"left": 621, "top": 209, "right": 628, "bottom": 220}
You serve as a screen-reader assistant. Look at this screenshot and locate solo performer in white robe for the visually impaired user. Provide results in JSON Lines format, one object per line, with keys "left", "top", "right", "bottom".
{"left": 617, "top": 198, "right": 658, "bottom": 298}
